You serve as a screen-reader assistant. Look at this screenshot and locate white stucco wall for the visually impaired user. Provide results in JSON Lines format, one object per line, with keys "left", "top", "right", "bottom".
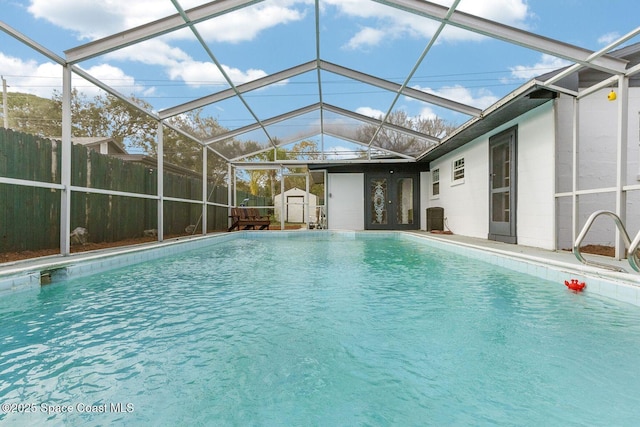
{"left": 327, "top": 173, "right": 364, "bottom": 230}
{"left": 516, "top": 103, "right": 556, "bottom": 249}
{"left": 425, "top": 102, "right": 557, "bottom": 249}
{"left": 572, "top": 87, "right": 640, "bottom": 245}
{"left": 554, "top": 94, "right": 576, "bottom": 250}
{"left": 426, "top": 137, "right": 488, "bottom": 239}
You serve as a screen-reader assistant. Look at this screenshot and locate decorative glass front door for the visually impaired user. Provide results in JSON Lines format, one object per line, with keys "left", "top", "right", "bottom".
{"left": 366, "top": 173, "right": 418, "bottom": 230}
{"left": 371, "top": 178, "right": 388, "bottom": 225}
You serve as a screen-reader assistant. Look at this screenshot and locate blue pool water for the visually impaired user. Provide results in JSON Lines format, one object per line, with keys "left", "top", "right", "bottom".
{"left": 2, "top": 234, "right": 640, "bottom": 426}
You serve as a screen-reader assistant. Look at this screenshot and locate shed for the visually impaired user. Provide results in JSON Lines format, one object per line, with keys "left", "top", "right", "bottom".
{"left": 274, "top": 188, "right": 318, "bottom": 224}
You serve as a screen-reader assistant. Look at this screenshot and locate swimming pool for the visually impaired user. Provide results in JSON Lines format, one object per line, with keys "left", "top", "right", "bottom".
{"left": 2, "top": 232, "right": 640, "bottom": 426}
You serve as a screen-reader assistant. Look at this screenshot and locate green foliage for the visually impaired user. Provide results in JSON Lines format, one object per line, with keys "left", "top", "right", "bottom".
{"left": 163, "top": 109, "right": 262, "bottom": 185}
{"left": 241, "top": 140, "right": 324, "bottom": 200}
{"left": 4, "top": 90, "right": 260, "bottom": 183}
{"left": 5, "top": 92, "right": 61, "bottom": 137}
{"left": 4, "top": 90, "right": 449, "bottom": 188}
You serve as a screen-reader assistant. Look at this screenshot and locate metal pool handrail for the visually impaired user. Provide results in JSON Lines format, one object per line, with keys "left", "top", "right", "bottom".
{"left": 573, "top": 210, "right": 640, "bottom": 273}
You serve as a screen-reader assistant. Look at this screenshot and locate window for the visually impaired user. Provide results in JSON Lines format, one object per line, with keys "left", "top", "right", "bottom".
{"left": 432, "top": 168, "right": 440, "bottom": 197}
{"left": 452, "top": 157, "right": 465, "bottom": 182}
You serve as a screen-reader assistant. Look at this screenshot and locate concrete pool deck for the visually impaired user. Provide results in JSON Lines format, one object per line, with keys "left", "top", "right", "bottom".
{"left": 1, "top": 230, "right": 639, "bottom": 306}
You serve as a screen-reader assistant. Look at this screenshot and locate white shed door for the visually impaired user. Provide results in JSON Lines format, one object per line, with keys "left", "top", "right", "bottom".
{"left": 286, "top": 195, "right": 305, "bottom": 223}
{"left": 327, "top": 173, "right": 364, "bottom": 230}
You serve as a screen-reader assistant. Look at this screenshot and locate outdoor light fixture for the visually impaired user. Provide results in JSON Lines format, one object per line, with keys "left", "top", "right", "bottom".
{"left": 608, "top": 90, "right": 617, "bottom": 101}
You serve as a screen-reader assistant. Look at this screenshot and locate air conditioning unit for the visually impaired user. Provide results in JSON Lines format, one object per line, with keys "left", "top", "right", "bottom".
{"left": 426, "top": 207, "right": 444, "bottom": 231}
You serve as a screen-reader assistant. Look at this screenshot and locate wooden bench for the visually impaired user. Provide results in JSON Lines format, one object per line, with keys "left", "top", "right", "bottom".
{"left": 228, "top": 207, "right": 270, "bottom": 231}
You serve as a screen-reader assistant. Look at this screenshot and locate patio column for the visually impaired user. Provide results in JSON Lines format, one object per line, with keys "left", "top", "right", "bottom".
{"left": 60, "top": 65, "right": 72, "bottom": 256}
{"left": 201, "top": 145, "right": 207, "bottom": 235}
{"left": 228, "top": 163, "right": 233, "bottom": 230}
{"left": 229, "top": 163, "right": 234, "bottom": 206}
{"left": 157, "top": 120, "right": 164, "bottom": 242}
{"left": 571, "top": 97, "right": 580, "bottom": 246}
{"left": 280, "top": 167, "right": 285, "bottom": 230}
{"left": 615, "top": 75, "right": 629, "bottom": 260}
{"left": 305, "top": 170, "right": 310, "bottom": 228}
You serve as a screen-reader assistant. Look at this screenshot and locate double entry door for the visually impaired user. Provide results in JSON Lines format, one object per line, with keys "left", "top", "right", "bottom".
{"left": 365, "top": 172, "right": 419, "bottom": 230}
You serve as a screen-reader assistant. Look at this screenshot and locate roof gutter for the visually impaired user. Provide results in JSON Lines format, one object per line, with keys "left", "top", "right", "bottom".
{"left": 416, "top": 79, "right": 576, "bottom": 162}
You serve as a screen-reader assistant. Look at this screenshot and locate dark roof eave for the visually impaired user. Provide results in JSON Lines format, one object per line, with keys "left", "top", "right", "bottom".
{"left": 417, "top": 81, "right": 564, "bottom": 164}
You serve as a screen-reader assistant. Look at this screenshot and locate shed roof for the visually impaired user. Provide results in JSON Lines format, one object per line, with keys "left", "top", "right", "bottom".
{"left": 70, "top": 137, "right": 128, "bottom": 155}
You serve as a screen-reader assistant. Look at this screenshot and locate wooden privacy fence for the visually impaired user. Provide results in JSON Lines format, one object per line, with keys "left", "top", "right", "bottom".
{"left": 0, "top": 128, "right": 229, "bottom": 252}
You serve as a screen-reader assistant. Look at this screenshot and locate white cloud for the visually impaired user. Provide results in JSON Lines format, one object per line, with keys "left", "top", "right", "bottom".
{"left": 28, "top": 0, "right": 309, "bottom": 43}
{"left": 457, "top": 0, "right": 529, "bottom": 27}
{"left": 28, "top": 0, "right": 175, "bottom": 40}
{"left": 356, "top": 106, "right": 385, "bottom": 119}
{"left": 411, "top": 84, "right": 498, "bottom": 110}
{"left": 194, "top": 4, "right": 307, "bottom": 43}
{"left": 509, "top": 54, "right": 571, "bottom": 80}
{"left": 345, "top": 27, "right": 386, "bottom": 50}
{"left": 0, "top": 53, "right": 62, "bottom": 97}
{"left": 327, "top": 0, "right": 531, "bottom": 50}
{"left": 168, "top": 60, "right": 267, "bottom": 87}
{"left": 26, "top": 1, "right": 304, "bottom": 93}
{"left": 418, "top": 106, "right": 437, "bottom": 121}
{"left": 76, "top": 64, "right": 152, "bottom": 97}
{"left": 598, "top": 32, "right": 621, "bottom": 46}
{"left": 107, "top": 38, "right": 267, "bottom": 88}
{"left": 0, "top": 52, "right": 151, "bottom": 99}
{"left": 106, "top": 39, "right": 192, "bottom": 68}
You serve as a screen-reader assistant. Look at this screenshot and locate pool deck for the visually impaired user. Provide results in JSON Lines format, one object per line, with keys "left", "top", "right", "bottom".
{"left": 1, "top": 230, "right": 639, "bottom": 306}
{"left": 410, "top": 231, "right": 632, "bottom": 273}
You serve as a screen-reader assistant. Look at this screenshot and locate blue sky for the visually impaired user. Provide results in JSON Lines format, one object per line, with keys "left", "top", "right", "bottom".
{"left": 1, "top": 0, "right": 639, "bottom": 157}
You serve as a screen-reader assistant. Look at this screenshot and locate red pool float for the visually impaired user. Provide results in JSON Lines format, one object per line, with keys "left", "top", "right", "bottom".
{"left": 564, "top": 279, "right": 586, "bottom": 292}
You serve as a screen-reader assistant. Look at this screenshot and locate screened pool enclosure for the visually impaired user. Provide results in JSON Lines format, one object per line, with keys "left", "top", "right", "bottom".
{"left": 1, "top": 1, "right": 640, "bottom": 256}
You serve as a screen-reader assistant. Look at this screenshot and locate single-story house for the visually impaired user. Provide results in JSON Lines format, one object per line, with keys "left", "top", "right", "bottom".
{"left": 313, "top": 43, "right": 640, "bottom": 256}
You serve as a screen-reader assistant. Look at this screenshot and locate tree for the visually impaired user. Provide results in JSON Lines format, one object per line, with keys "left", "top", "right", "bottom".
{"left": 50, "top": 90, "right": 157, "bottom": 152}
{"left": 356, "top": 110, "right": 457, "bottom": 156}
{"left": 244, "top": 140, "right": 322, "bottom": 200}
{"left": 7, "top": 89, "right": 256, "bottom": 184}
{"left": 415, "top": 115, "right": 458, "bottom": 139}
{"left": 163, "top": 109, "right": 261, "bottom": 185}
{"left": 5, "top": 92, "right": 61, "bottom": 137}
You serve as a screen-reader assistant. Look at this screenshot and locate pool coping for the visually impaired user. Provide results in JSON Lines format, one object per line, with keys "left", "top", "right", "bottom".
{"left": 0, "top": 232, "right": 235, "bottom": 294}
{"left": 403, "top": 232, "right": 640, "bottom": 306}
{"left": 1, "top": 230, "right": 639, "bottom": 307}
